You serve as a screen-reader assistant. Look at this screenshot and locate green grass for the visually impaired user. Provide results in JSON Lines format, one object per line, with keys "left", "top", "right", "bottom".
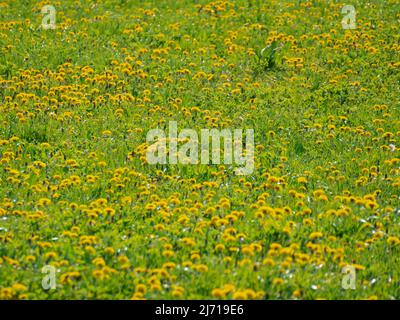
{"left": 0, "top": 0, "right": 399, "bottom": 300}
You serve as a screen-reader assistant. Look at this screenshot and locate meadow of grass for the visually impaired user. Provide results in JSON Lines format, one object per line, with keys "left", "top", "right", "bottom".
{"left": 0, "top": 0, "right": 399, "bottom": 299}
